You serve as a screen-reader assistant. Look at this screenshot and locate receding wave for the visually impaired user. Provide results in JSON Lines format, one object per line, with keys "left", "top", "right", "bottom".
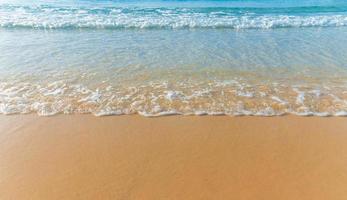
{"left": 1, "top": 5, "right": 347, "bottom": 29}
{"left": 1, "top": 79, "right": 347, "bottom": 117}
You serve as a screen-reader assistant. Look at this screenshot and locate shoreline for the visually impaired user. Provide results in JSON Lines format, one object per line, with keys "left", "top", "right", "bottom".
{"left": 1, "top": 114, "right": 347, "bottom": 199}
{"left": 2, "top": 111, "right": 347, "bottom": 117}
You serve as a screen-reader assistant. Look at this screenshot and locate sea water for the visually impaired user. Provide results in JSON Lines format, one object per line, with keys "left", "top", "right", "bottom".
{"left": 1, "top": 0, "right": 347, "bottom": 116}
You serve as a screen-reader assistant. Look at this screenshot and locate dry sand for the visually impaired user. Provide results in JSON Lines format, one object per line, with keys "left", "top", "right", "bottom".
{"left": 1, "top": 115, "right": 347, "bottom": 199}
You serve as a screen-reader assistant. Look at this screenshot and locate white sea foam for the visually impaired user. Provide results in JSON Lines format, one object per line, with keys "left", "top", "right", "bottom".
{"left": 271, "top": 96, "right": 288, "bottom": 105}
{"left": 138, "top": 110, "right": 181, "bottom": 117}
{"left": 165, "top": 91, "right": 183, "bottom": 101}
{"left": 1, "top": 76, "right": 347, "bottom": 117}
{"left": 94, "top": 109, "right": 124, "bottom": 117}
{"left": 293, "top": 88, "right": 305, "bottom": 105}
{"left": 309, "top": 89, "right": 321, "bottom": 98}
{"left": 1, "top": 5, "right": 347, "bottom": 30}
{"left": 236, "top": 91, "right": 254, "bottom": 98}
{"left": 78, "top": 90, "right": 102, "bottom": 103}
{"left": 334, "top": 111, "right": 347, "bottom": 116}
{"left": 1, "top": 71, "right": 346, "bottom": 117}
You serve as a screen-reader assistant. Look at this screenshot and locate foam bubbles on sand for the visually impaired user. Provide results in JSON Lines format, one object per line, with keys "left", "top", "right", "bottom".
{"left": 1, "top": 78, "right": 347, "bottom": 117}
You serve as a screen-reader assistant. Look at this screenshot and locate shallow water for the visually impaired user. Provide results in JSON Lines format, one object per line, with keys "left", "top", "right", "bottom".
{"left": 1, "top": 0, "right": 347, "bottom": 116}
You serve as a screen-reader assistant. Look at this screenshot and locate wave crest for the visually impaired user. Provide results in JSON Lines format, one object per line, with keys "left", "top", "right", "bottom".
{"left": 1, "top": 5, "right": 347, "bottom": 29}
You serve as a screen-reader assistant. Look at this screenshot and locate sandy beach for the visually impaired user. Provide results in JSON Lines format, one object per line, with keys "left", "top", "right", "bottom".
{"left": 1, "top": 115, "right": 347, "bottom": 199}
{"left": 2, "top": 0, "right": 347, "bottom": 199}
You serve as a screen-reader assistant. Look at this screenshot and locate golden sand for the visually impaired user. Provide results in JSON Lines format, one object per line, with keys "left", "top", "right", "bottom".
{"left": 1, "top": 115, "right": 347, "bottom": 199}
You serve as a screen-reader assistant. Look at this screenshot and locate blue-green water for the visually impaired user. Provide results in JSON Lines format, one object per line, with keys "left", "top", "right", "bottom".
{"left": 1, "top": 0, "right": 347, "bottom": 116}
{"left": 1, "top": 0, "right": 347, "bottom": 29}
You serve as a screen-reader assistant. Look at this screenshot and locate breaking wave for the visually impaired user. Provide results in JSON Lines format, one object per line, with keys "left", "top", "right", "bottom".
{"left": 1, "top": 5, "right": 347, "bottom": 29}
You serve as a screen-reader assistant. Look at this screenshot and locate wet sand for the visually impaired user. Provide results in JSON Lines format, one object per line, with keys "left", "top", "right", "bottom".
{"left": 1, "top": 115, "right": 347, "bottom": 200}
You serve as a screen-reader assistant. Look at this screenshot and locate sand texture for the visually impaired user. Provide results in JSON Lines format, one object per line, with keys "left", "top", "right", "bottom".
{"left": 1, "top": 115, "right": 347, "bottom": 199}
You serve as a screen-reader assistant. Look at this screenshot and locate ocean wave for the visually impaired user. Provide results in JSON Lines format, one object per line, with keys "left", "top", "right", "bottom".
{"left": 1, "top": 5, "right": 347, "bottom": 29}
{"left": 1, "top": 80, "right": 347, "bottom": 117}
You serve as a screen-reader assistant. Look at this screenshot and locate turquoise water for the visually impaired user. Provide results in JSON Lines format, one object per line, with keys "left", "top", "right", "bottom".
{"left": 2, "top": 0, "right": 347, "bottom": 29}
{"left": 1, "top": 0, "right": 347, "bottom": 116}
